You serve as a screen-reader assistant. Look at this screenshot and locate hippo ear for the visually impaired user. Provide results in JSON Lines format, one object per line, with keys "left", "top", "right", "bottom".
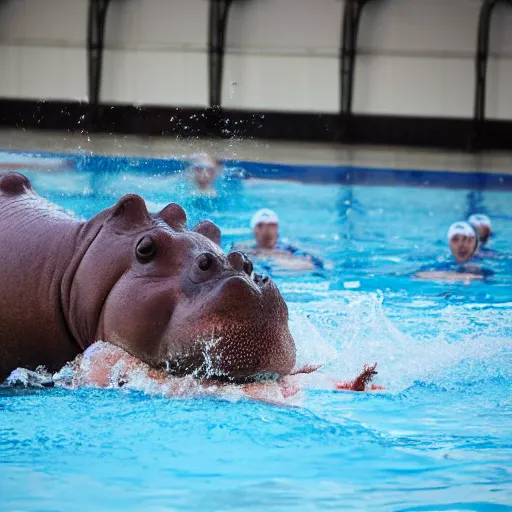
{"left": 191, "top": 220, "right": 221, "bottom": 245}
{"left": 159, "top": 203, "right": 188, "bottom": 232}
{"left": 111, "top": 194, "right": 151, "bottom": 228}
{"left": 0, "top": 172, "right": 35, "bottom": 196}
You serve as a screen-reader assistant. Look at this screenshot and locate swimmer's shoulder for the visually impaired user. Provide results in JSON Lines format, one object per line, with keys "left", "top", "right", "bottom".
{"left": 276, "top": 241, "right": 324, "bottom": 269}
{"left": 476, "top": 247, "right": 502, "bottom": 259}
{"left": 463, "top": 259, "right": 495, "bottom": 277}
{"left": 477, "top": 266, "right": 495, "bottom": 277}
{"left": 415, "top": 259, "right": 494, "bottom": 280}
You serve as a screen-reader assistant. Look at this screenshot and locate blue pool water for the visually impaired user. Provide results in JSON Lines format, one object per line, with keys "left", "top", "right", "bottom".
{"left": 1, "top": 153, "right": 511, "bottom": 511}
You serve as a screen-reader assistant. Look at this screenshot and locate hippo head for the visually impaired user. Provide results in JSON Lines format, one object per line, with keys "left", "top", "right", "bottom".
{"left": 64, "top": 194, "right": 296, "bottom": 382}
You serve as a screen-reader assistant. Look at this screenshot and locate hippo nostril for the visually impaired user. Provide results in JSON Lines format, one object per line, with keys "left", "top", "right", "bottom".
{"left": 253, "top": 272, "right": 269, "bottom": 284}
{"left": 243, "top": 258, "right": 253, "bottom": 276}
{"left": 227, "top": 251, "right": 249, "bottom": 273}
{"left": 197, "top": 252, "right": 214, "bottom": 272}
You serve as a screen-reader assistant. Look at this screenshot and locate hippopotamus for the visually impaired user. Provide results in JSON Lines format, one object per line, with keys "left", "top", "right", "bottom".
{"left": 0, "top": 172, "right": 296, "bottom": 383}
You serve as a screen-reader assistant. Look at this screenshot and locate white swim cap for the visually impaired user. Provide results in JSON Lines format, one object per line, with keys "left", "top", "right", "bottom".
{"left": 468, "top": 213, "right": 491, "bottom": 229}
{"left": 447, "top": 221, "right": 476, "bottom": 241}
{"left": 250, "top": 208, "right": 279, "bottom": 229}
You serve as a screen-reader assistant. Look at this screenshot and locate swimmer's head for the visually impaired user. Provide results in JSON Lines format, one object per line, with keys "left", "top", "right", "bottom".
{"left": 447, "top": 221, "right": 477, "bottom": 263}
{"left": 251, "top": 208, "right": 279, "bottom": 249}
{"left": 188, "top": 153, "right": 221, "bottom": 190}
{"left": 468, "top": 214, "right": 492, "bottom": 245}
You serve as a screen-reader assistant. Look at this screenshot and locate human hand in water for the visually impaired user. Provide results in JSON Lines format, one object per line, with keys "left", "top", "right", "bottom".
{"left": 333, "top": 363, "right": 384, "bottom": 392}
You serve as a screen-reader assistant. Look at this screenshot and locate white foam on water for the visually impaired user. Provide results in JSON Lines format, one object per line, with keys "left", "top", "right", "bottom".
{"left": 288, "top": 310, "right": 339, "bottom": 371}
{"left": 48, "top": 341, "right": 303, "bottom": 406}
{"left": 297, "top": 290, "right": 512, "bottom": 392}
{"left": 343, "top": 281, "right": 361, "bottom": 289}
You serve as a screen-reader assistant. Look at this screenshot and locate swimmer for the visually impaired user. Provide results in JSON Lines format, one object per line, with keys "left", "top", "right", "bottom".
{"left": 187, "top": 153, "right": 222, "bottom": 196}
{"left": 414, "top": 221, "right": 494, "bottom": 283}
{"left": 233, "top": 208, "right": 324, "bottom": 272}
{"left": 468, "top": 214, "right": 499, "bottom": 258}
{"left": 6, "top": 341, "right": 382, "bottom": 405}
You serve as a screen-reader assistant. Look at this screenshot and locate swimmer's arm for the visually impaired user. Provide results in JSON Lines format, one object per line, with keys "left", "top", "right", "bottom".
{"left": 270, "top": 256, "right": 317, "bottom": 271}
{"left": 291, "top": 363, "right": 384, "bottom": 392}
{"left": 414, "top": 271, "right": 484, "bottom": 281}
{"left": 299, "top": 252, "right": 324, "bottom": 269}
{"left": 243, "top": 363, "right": 385, "bottom": 400}
{"left": 279, "top": 244, "right": 324, "bottom": 269}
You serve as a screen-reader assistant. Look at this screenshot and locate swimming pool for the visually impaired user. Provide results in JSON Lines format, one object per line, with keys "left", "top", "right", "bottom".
{"left": 1, "top": 152, "right": 511, "bottom": 511}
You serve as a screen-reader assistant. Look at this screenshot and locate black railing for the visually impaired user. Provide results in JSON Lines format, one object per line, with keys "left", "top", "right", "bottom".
{"left": 339, "top": 0, "right": 372, "bottom": 142}
{"left": 87, "top": 0, "right": 110, "bottom": 127}
{"left": 472, "top": 0, "right": 512, "bottom": 149}
{"left": 208, "top": 0, "right": 234, "bottom": 109}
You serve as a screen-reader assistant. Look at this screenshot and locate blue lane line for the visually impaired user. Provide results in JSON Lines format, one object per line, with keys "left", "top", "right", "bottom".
{"left": 1, "top": 148, "right": 511, "bottom": 190}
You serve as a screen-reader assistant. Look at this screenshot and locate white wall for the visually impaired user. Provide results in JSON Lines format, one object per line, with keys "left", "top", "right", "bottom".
{"left": 0, "top": 0, "right": 510, "bottom": 120}
{"left": 101, "top": 0, "right": 208, "bottom": 106}
{"left": 0, "top": 0, "right": 88, "bottom": 100}
{"left": 222, "top": 0, "right": 341, "bottom": 112}
{"left": 486, "top": 2, "right": 512, "bottom": 120}
{"left": 354, "top": 0, "right": 478, "bottom": 118}
{"left": 354, "top": 0, "right": 512, "bottom": 119}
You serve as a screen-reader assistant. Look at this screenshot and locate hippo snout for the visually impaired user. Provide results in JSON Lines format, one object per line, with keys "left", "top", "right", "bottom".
{"left": 170, "top": 252, "right": 295, "bottom": 382}
{"left": 183, "top": 272, "right": 294, "bottom": 380}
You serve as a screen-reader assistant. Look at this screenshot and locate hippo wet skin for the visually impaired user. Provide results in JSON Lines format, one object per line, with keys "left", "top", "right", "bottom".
{"left": 0, "top": 172, "right": 296, "bottom": 382}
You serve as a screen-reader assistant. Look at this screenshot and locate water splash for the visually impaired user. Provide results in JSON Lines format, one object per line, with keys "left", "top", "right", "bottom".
{"left": 289, "top": 289, "right": 512, "bottom": 393}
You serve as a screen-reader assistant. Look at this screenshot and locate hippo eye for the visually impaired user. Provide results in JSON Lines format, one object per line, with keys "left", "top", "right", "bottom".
{"left": 136, "top": 235, "right": 156, "bottom": 263}
{"left": 197, "top": 252, "right": 214, "bottom": 272}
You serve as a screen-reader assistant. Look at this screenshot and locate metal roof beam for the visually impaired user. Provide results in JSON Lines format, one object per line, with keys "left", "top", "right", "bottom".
{"left": 472, "top": 0, "right": 511, "bottom": 149}
{"left": 209, "top": 0, "right": 234, "bottom": 108}
{"left": 87, "top": 0, "right": 110, "bottom": 128}
{"left": 340, "top": 0, "right": 372, "bottom": 142}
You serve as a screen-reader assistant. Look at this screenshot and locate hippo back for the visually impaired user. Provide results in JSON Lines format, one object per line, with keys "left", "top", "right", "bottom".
{"left": 0, "top": 173, "right": 83, "bottom": 379}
